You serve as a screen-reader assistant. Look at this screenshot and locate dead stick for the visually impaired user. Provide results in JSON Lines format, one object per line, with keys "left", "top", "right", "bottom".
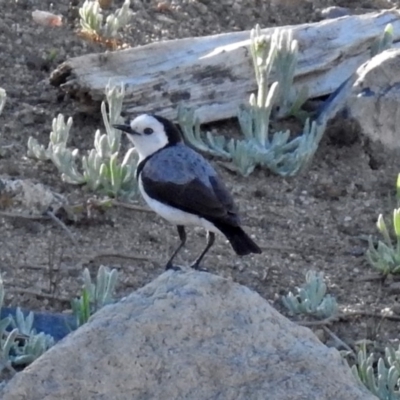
{"left": 0, "top": 209, "right": 78, "bottom": 246}
{"left": 322, "top": 326, "right": 354, "bottom": 354}
{"left": 90, "top": 251, "right": 152, "bottom": 262}
{"left": 295, "top": 311, "right": 400, "bottom": 327}
{"left": 340, "top": 310, "right": 400, "bottom": 322}
{"left": 296, "top": 315, "right": 338, "bottom": 326}
{"left": 9, "top": 287, "right": 70, "bottom": 302}
{"left": 46, "top": 210, "right": 78, "bottom": 246}
{"left": 0, "top": 211, "right": 50, "bottom": 220}
{"left": 112, "top": 200, "right": 152, "bottom": 213}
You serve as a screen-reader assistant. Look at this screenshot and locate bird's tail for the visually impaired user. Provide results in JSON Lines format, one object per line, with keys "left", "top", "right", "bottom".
{"left": 214, "top": 223, "right": 262, "bottom": 256}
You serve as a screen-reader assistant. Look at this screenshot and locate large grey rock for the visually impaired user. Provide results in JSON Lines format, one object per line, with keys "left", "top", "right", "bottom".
{"left": 0, "top": 271, "right": 376, "bottom": 400}
{"left": 344, "top": 48, "right": 400, "bottom": 149}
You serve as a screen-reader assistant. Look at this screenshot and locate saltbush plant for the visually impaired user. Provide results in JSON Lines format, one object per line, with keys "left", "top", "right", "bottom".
{"left": 27, "top": 83, "right": 139, "bottom": 199}
{"left": 282, "top": 270, "right": 338, "bottom": 319}
{"left": 71, "top": 265, "right": 118, "bottom": 327}
{"left": 0, "top": 276, "right": 54, "bottom": 375}
{"left": 179, "top": 25, "right": 324, "bottom": 177}
{"left": 79, "top": 0, "right": 132, "bottom": 43}
{"left": 0, "top": 265, "right": 118, "bottom": 378}
{"left": 366, "top": 174, "right": 400, "bottom": 276}
{"left": 352, "top": 342, "right": 400, "bottom": 400}
{"left": 370, "top": 23, "right": 394, "bottom": 57}
{"left": 285, "top": 272, "right": 400, "bottom": 399}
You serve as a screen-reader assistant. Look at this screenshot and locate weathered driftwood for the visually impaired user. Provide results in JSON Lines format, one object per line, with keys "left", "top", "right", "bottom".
{"left": 51, "top": 10, "right": 400, "bottom": 124}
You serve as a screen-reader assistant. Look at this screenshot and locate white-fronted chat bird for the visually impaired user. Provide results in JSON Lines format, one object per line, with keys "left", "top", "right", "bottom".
{"left": 113, "top": 114, "right": 261, "bottom": 270}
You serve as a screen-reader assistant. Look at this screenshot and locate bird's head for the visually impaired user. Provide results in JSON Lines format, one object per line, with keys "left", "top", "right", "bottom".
{"left": 113, "top": 114, "right": 182, "bottom": 160}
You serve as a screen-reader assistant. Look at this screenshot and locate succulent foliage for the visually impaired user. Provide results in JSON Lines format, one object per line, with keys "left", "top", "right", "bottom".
{"left": 27, "top": 83, "right": 138, "bottom": 198}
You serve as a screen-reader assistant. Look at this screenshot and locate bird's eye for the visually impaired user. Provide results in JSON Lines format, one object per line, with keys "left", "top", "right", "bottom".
{"left": 143, "top": 127, "right": 153, "bottom": 135}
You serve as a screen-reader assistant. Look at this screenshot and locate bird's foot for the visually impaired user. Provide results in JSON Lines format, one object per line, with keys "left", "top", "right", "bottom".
{"left": 189, "top": 263, "right": 208, "bottom": 272}
{"left": 165, "top": 262, "right": 181, "bottom": 271}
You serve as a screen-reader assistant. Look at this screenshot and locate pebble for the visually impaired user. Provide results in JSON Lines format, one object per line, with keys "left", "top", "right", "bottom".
{"left": 388, "top": 282, "right": 400, "bottom": 295}
{"left": 392, "top": 303, "right": 400, "bottom": 315}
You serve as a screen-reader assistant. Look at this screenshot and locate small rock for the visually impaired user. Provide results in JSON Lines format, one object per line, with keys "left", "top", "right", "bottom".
{"left": 196, "top": 2, "right": 208, "bottom": 14}
{"left": 31, "top": 10, "right": 63, "bottom": 27}
{"left": 0, "top": 19, "right": 11, "bottom": 34}
{"left": 98, "top": 0, "right": 113, "bottom": 9}
{"left": 388, "top": 282, "right": 400, "bottom": 295}
{"left": 392, "top": 303, "right": 400, "bottom": 315}
{"left": 14, "top": 103, "right": 47, "bottom": 126}
{"left": 25, "top": 53, "right": 50, "bottom": 71}
{"left": 348, "top": 247, "right": 364, "bottom": 257}
{"left": 314, "top": 328, "right": 326, "bottom": 342}
{"left": 0, "top": 178, "right": 66, "bottom": 215}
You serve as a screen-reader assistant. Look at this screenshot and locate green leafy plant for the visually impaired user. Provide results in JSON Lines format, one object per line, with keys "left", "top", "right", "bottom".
{"left": 282, "top": 270, "right": 338, "bottom": 319}
{"left": 178, "top": 106, "right": 230, "bottom": 158}
{"left": 27, "top": 113, "right": 74, "bottom": 162}
{"left": 0, "top": 327, "right": 18, "bottom": 375}
{"left": 46, "top": 48, "right": 59, "bottom": 63}
{"left": 79, "top": 0, "right": 132, "bottom": 39}
{"left": 396, "top": 173, "right": 400, "bottom": 202}
{"left": 27, "top": 82, "right": 138, "bottom": 199}
{"left": 352, "top": 342, "right": 400, "bottom": 400}
{"left": 71, "top": 265, "right": 118, "bottom": 327}
{"left": 366, "top": 208, "right": 400, "bottom": 275}
{"left": 8, "top": 308, "right": 54, "bottom": 366}
{"left": 179, "top": 25, "right": 324, "bottom": 177}
{"left": 0, "top": 276, "right": 54, "bottom": 375}
{"left": 371, "top": 23, "right": 394, "bottom": 57}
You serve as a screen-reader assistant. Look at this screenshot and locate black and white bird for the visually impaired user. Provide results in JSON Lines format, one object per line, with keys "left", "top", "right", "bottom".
{"left": 113, "top": 114, "right": 262, "bottom": 270}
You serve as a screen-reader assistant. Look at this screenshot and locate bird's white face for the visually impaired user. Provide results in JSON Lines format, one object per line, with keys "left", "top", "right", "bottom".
{"left": 126, "top": 114, "right": 169, "bottom": 160}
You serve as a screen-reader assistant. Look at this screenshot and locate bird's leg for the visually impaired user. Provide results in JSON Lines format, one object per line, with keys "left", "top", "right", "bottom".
{"left": 190, "top": 231, "right": 215, "bottom": 271}
{"left": 165, "top": 225, "right": 186, "bottom": 271}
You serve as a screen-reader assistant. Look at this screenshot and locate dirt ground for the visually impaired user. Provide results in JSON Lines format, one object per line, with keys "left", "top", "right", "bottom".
{"left": 1, "top": 0, "right": 400, "bottom": 355}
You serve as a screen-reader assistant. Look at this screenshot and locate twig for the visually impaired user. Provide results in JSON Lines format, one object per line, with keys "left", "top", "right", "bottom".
{"left": 295, "top": 315, "right": 338, "bottom": 326}
{"left": 340, "top": 310, "right": 400, "bottom": 322}
{"left": 355, "top": 273, "right": 384, "bottom": 282}
{"left": 90, "top": 251, "right": 152, "bottom": 262}
{"left": 294, "top": 310, "right": 400, "bottom": 328}
{"left": 18, "top": 264, "right": 79, "bottom": 274}
{"left": 8, "top": 287, "right": 70, "bottom": 302}
{"left": 112, "top": 200, "right": 152, "bottom": 213}
{"left": 45, "top": 210, "right": 78, "bottom": 246}
{"left": 1, "top": 331, "right": 29, "bottom": 341}
{"left": 0, "top": 210, "right": 78, "bottom": 247}
{"left": 322, "top": 326, "right": 354, "bottom": 354}
{"left": 0, "top": 211, "right": 49, "bottom": 220}
{"left": 260, "top": 244, "right": 300, "bottom": 253}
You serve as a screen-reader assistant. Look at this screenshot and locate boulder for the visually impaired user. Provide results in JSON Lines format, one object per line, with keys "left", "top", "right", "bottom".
{"left": 344, "top": 48, "right": 400, "bottom": 149}
{"left": 0, "top": 271, "right": 376, "bottom": 400}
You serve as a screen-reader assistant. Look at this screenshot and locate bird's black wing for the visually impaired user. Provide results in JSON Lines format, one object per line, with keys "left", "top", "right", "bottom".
{"left": 140, "top": 145, "right": 240, "bottom": 226}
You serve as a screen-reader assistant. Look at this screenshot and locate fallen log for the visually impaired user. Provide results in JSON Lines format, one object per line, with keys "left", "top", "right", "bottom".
{"left": 50, "top": 9, "right": 400, "bottom": 124}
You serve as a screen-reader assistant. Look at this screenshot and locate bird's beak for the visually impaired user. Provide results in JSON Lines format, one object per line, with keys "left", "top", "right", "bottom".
{"left": 112, "top": 123, "right": 139, "bottom": 135}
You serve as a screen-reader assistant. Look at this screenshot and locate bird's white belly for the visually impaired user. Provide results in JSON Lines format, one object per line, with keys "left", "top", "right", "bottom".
{"left": 138, "top": 178, "right": 220, "bottom": 234}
